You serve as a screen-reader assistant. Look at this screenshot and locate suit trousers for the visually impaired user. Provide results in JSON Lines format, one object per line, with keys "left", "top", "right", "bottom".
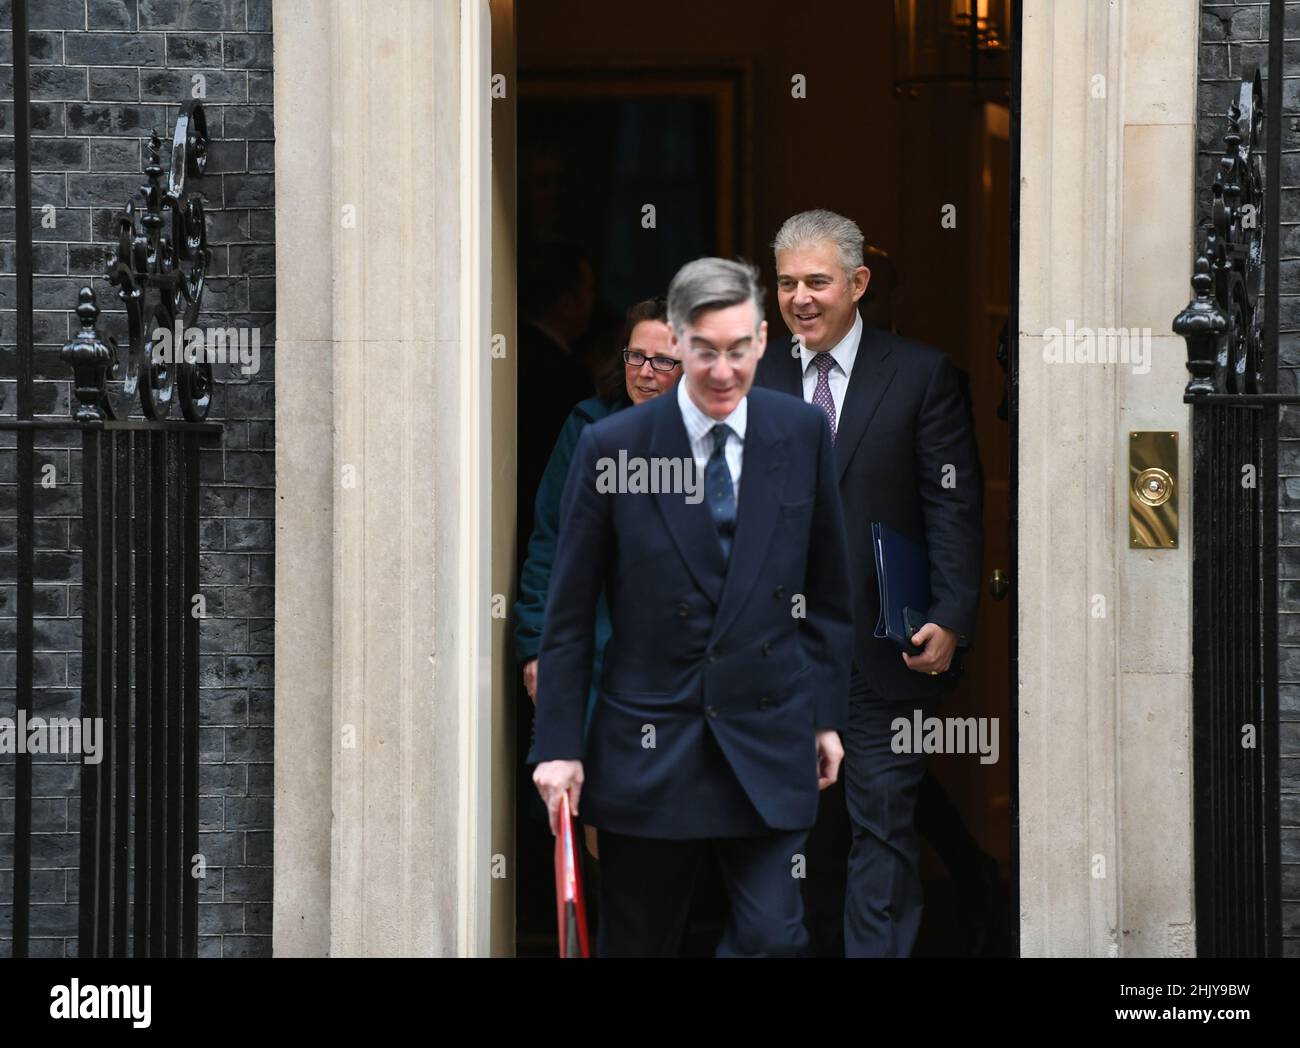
{"left": 596, "top": 827, "right": 810, "bottom": 957}
{"left": 841, "top": 687, "right": 940, "bottom": 957}
{"left": 800, "top": 772, "right": 850, "bottom": 956}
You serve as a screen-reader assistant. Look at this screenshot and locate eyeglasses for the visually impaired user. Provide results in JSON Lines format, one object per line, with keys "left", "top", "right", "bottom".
{"left": 623, "top": 349, "right": 681, "bottom": 372}
{"left": 687, "top": 346, "right": 754, "bottom": 366}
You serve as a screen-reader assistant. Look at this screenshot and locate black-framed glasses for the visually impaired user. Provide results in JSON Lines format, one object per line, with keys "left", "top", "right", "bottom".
{"left": 623, "top": 349, "right": 681, "bottom": 372}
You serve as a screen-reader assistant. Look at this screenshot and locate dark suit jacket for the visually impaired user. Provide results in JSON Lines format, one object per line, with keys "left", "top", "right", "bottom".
{"left": 755, "top": 317, "right": 983, "bottom": 702}
{"left": 532, "top": 386, "right": 854, "bottom": 839}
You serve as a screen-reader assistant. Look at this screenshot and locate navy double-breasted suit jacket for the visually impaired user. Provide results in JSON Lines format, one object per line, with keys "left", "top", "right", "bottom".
{"left": 532, "top": 384, "right": 855, "bottom": 839}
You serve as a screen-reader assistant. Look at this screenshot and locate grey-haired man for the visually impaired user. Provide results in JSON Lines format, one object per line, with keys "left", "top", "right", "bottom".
{"left": 531, "top": 257, "right": 855, "bottom": 957}
{"left": 757, "top": 209, "right": 983, "bottom": 957}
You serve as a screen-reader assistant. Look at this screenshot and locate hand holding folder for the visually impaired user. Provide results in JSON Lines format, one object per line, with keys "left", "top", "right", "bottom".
{"left": 872, "top": 521, "right": 931, "bottom": 655}
{"left": 554, "top": 792, "right": 591, "bottom": 958}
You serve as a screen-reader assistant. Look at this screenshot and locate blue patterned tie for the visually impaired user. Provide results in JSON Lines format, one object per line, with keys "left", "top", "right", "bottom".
{"left": 705, "top": 423, "right": 736, "bottom": 564}
{"left": 812, "top": 352, "right": 837, "bottom": 442}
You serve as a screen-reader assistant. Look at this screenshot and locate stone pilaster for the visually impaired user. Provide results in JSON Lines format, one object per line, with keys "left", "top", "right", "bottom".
{"left": 1018, "top": 0, "right": 1197, "bottom": 956}
{"left": 273, "top": 0, "right": 495, "bottom": 957}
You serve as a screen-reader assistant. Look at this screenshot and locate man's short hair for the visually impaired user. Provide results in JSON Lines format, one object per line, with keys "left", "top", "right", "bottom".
{"left": 621, "top": 297, "right": 669, "bottom": 349}
{"left": 771, "top": 209, "right": 865, "bottom": 279}
{"left": 666, "top": 257, "right": 764, "bottom": 336}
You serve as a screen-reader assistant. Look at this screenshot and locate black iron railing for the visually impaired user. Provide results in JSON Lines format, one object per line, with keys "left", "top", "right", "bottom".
{"left": 4, "top": 0, "right": 220, "bottom": 957}
{"left": 1173, "top": 43, "right": 1287, "bottom": 954}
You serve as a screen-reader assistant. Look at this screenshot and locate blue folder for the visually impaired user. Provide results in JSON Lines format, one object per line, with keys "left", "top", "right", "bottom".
{"left": 872, "top": 522, "right": 931, "bottom": 654}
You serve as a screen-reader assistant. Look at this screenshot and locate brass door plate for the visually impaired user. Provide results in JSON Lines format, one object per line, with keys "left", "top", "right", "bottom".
{"left": 1129, "top": 431, "right": 1178, "bottom": 549}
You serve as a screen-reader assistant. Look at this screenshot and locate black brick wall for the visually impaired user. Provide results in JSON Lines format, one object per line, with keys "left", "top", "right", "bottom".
{"left": 0, "top": 0, "right": 273, "bottom": 958}
{"left": 1200, "top": 0, "right": 1299, "bottom": 957}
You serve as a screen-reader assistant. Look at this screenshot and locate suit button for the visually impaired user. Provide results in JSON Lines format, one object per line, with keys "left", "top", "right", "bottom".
{"left": 773, "top": 585, "right": 785, "bottom": 598}
{"left": 706, "top": 706, "right": 718, "bottom": 718}
{"left": 676, "top": 602, "right": 689, "bottom": 617}
{"left": 757, "top": 697, "right": 770, "bottom": 710}
{"left": 707, "top": 651, "right": 718, "bottom": 664}
{"left": 762, "top": 641, "right": 772, "bottom": 656}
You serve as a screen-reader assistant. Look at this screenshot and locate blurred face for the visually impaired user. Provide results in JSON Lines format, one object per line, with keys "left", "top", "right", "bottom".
{"left": 674, "top": 300, "right": 767, "bottom": 421}
{"left": 776, "top": 240, "right": 869, "bottom": 352}
{"left": 623, "top": 319, "right": 680, "bottom": 405}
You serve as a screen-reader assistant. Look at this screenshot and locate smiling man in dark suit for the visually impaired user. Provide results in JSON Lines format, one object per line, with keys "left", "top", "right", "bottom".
{"left": 531, "top": 257, "right": 854, "bottom": 958}
{"left": 756, "top": 209, "right": 983, "bottom": 957}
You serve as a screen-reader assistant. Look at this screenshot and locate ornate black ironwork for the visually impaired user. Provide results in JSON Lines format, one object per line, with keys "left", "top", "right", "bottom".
{"left": 1175, "top": 72, "right": 1264, "bottom": 397}
{"left": 7, "top": 94, "right": 221, "bottom": 959}
{"left": 1172, "top": 63, "right": 1287, "bottom": 958}
{"left": 63, "top": 288, "right": 117, "bottom": 421}
{"left": 67, "top": 101, "right": 212, "bottom": 422}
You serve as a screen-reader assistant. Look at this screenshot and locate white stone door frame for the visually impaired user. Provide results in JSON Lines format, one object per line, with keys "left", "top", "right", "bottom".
{"left": 1016, "top": 0, "right": 1198, "bottom": 956}
{"left": 273, "top": 0, "right": 496, "bottom": 957}
{"left": 269, "top": 0, "right": 1203, "bottom": 958}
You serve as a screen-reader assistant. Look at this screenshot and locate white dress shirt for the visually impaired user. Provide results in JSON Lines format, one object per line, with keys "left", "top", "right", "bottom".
{"left": 799, "top": 310, "right": 863, "bottom": 422}
{"left": 677, "top": 378, "right": 746, "bottom": 503}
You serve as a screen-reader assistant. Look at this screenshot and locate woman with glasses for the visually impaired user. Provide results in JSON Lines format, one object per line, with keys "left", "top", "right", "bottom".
{"left": 512, "top": 297, "right": 681, "bottom": 925}
{"left": 512, "top": 297, "right": 679, "bottom": 946}
{"left": 515, "top": 297, "right": 681, "bottom": 723}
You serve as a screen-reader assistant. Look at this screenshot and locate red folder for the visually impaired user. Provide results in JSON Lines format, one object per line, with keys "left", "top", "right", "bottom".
{"left": 554, "top": 792, "right": 591, "bottom": 958}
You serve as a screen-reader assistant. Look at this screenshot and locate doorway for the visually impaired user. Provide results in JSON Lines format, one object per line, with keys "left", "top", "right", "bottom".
{"left": 504, "top": 0, "right": 1019, "bottom": 958}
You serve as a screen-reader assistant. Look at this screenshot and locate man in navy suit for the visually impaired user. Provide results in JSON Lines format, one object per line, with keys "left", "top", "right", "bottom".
{"left": 532, "top": 257, "right": 854, "bottom": 958}
{"left": 756, "top": 210, "right": 983, "bottom": 957}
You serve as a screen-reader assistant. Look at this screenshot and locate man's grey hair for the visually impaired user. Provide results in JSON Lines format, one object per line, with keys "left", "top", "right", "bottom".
{"left": 666, "top": 257, "right": 765, "bottom": 336}
{"left": 771, "top": 209, "right": 865, "bottom": 278}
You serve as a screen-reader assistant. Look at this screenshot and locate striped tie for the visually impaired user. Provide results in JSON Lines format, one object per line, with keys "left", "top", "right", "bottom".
{"left": 705, "top": 424, "right": 736, "bottom": 564}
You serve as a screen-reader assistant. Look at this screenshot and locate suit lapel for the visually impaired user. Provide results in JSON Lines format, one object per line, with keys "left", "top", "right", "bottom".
{"left": 650, "top": 394, "right": 726, "bottom": 606}
{"left": 770, "top": 324, "right": 897, "bottom": 482}
{"left": 834, "top": 322, "right": 897, "bottom": 483}
{"left": 709, "top": 395, "right": 786, "bottom": 646}
{"left": 767, "top": 339, "right": 804, "bottom": 398}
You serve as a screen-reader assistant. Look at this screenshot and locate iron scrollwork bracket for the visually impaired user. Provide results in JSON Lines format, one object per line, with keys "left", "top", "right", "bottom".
{"left": 1174, "top": 71, "right": 1265, "bottom": 398}
{"left": 63, "top": 101, "right": 213, "bottom": 422}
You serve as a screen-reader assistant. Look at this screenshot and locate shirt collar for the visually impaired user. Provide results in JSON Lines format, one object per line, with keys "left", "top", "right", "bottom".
{"left": 799, "top": 309, "right": 863, "bottom": 379}
{"left": 677, "top": 377, "right": 747, "bottom": 442}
